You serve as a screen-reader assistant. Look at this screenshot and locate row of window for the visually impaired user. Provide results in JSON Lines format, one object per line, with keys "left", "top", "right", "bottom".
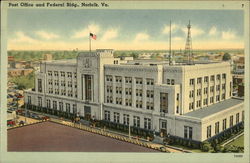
{"left": 47, "top": 71, "right": 77, "bottom": 78}
{"left": 189, "top": 94, "right": 226, "bottom": 110}
{"left": 207, "top": 112, "right": 244, "bottom": 138}
{"left": 189, "top": 85, "right": 226, "bottom": 98}
{"left": 189, "top": 74, "right": 226, "bottom": 86}
{"left": 104, "top": 111, "right": 152, "bottom": 130}
{"left": 48, "top": 71, "right": 77, "bottom": 78}
{"left": 47, "top": 88, "right": 77, "bottom": 98}
{"left": 46, "top": 99, "right": 77, "bottom": 114}
{"left": 106, "top": 75, "right": 154, "bottom": 85}
{"left": 48, "top": 80, "right": 77, "bottom": 88}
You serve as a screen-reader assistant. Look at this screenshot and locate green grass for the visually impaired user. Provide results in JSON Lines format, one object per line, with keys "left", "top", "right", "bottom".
{"left": 226, "top": 135, "right": 244, "bottom": 147}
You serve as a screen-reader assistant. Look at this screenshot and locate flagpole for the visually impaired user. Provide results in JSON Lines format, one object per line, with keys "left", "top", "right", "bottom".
{"left": 89, "top": 34, "right": 91, "bottom": 52}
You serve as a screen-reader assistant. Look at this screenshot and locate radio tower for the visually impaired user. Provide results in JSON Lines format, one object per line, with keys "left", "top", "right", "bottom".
{"left": 184, "top": 20, "right": 193, "bottom": 64}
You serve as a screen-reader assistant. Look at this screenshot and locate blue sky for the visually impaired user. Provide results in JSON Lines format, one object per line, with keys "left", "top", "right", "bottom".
{"left": 7, "top": 9, "right": 244, "bottom": 50}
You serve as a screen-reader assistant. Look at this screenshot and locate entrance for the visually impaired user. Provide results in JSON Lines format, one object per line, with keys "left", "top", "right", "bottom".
{"left": 84, "top": 106, "right": 91, "bottom": 121}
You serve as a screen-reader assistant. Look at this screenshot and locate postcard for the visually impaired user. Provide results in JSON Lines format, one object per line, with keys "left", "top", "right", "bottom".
{"left": 0, "top": 0, "right": 249, "bottom": 163}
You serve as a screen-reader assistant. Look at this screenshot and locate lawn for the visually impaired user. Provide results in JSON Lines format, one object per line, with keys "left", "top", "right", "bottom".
{"left": 226, "top": 135, "right": 244, "bottom": 147}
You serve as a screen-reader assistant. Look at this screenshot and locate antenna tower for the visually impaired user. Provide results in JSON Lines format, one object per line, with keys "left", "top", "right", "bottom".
{"left": 184, "top": 20, "right": 193, "bottom": 64}
{"left": 169, "top": 20, "right": 173, "bottom": 65}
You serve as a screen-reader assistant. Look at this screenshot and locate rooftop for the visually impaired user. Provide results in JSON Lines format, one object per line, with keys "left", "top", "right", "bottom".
{"left": 184, "top": 98, "right": 244, "bottom": 119}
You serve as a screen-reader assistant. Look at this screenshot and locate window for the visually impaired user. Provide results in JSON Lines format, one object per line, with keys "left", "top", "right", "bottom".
{"left": 189, "top": 102, "right": 194, "bottom": 110}
{"left": 221, "top": 93, "right": 225, "bottom": 100}
{"left": 104, "top": 111, "right": 110, "bottom": 121}
{"left": 146, "top": 78, "right": 154, "bottom": 85}
{"left": 216, "top": 95, "right": 220, "bottom": 102}
{"left": 85, "top": 75, "right": 92, "bottom": 101}
{"left": 136, "top": 78, "right": 143, "bottom": 84}
{"left": 197, "top": 89, "right": 201, "bottom": 96}
{"left": 167, "top": 79, "right": 171, "bottom": 85}
{"left": 106, "top": 75, "right": 113, "bottom": 82}
{"left": 210, "top": 97, "right": 214, "bottom": 103}
{"left": 144, "top": 118, "right": 151, "bottom": 130}
{"left": 210, "top": 75, "right": 215, "bottom": 81}
{"left": 68, "top": 81, "right": 72, "bottom": 87}
{"left": 73, "top": 104, "right": 77, "bottom": 114}
{"left": 203, "top": 98, "right": 208, "bottom": 105}
{"left": 53, "top": 101, "right": 57, "bottom": 110}
{"left": 222, "top": 73, "right": 226, "bottom": 79}
{"left": 125, "top": 77, "right": 132, "bottom": 83}
{"left": 28, "top": 96, "right": 31, "bottom": 104}
{"left": 160, "top": 93, "right": 168, "bottom": 113}
{"left": 48, "top": 71, "right": 52, "bottom": 76}
{"left": 74, "top": 72, "right": 77, "bottom": 78}
{"left": 60, "top": 71, "right": 65, "bottom": 77}
{"left": 67, "top": 72, "right": 72, "bottom": 78}
{"left": 204, "top": 87, "right": 208, "bottom": 94}
{"left": 66, "top": 103, "right": 70, "bottom": 113}
{"left": 115, "top": 76, "right": 122, "bottom": 83}
{"left": 123, "top": 114, "right": 129, "bottom": 125}
{"left": 61, "top": 81, "right": 65, "bottom": 87}
{"left": 216, "top": 74, "right": 221, "bottom": 80}
{"left": 230, "top": 115, "right": 233, "bottom": 127}
{"left": 54, "top": 71, "right": 58, "bottom": 77}
{"left": 54, "top": 80, "right": 59, "bottom": 86}
{"left": 196, "top": 100, "right": 201, "bottom": 108}
{"left": 210, "top": 86, "right": 214, "bottom": 93}
{"left": 133, "top": 116, "right": 140, "bottom": 128}
{"left": 189, "top": 79, "right": 195, "bottom": 86}
{"left": 146, "top": 90, "right": 154, "bottom": 98}
{"left": 197, "top": 77, "right": 202, "bottom": 84}
{"left": 236, "top": 113, "right": 239, "bottom": 124}
{"left": 189, "top": 90, "right": 194, "bottom": 98}
{"left": 162, "top": 121, "right": 167, "bottom": 129}
{"left": 207, "top": 125, "right": 211, "bottom": 138}
{"left": 184, "top": 126, "right": 193, "bottom": 139}
{"left": 216, "top": 85, "right": 220, "bottom": 91}
{"left": 223, "top": 118, "right": 227, "bottom": 130}
{"left": 136, "top": 100, "right": 142, "bottom": 108}
{"left": 59, "top": 102, "right": 63, "bottom": 111}
{"left": 38, "top": 97, "right": 42, "bottom": 107}
{"left": 222, "top": 83, "right": 226, "bottom": 90}
{"left": 171, "top": 79, "right": 175, "bottom": 85}
{"left": 46, "top": 99, "right": 51, "bottom": 109}
{"left": 146, "top": 102, "right": 154, "bottom": 110}
{"left": 204, "top": 76, "right": 209, "bottom": 83}
{"left": 114, "top": 112, "right": 120, "bottom": 123}
{"left": 38, "top": 79, "right": 42, "bottom": 93}
{"left": 215, "top": 122, "right": 219, "bottom": 134}
{"left": 242, "top": 111, "right": 244, "bottom": 121}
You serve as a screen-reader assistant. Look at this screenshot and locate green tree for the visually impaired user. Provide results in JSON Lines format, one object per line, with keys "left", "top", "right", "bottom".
{"left": 222, "top": 53, "right": 231, "bottom": 61}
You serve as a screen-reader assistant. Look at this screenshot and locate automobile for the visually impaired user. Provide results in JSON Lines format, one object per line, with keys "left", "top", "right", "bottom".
{"left": 7, "top": 120, "right": 16, "bottom": 126}
{"left": 30, "top": 113, "right": 42, "bottom": 120}
{"left": 40, "top": 115, "right": 50, "bottom": 121}
{"left": 8, "top": 108, "right": 16, "bottom": 112}
{"left": 19, "top": 120, "right": 25, "bottom": 126}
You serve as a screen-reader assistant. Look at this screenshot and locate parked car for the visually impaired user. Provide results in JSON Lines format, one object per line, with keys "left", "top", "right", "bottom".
{"left": 30, "top": 113, "right": 42, "bottom": 120}
{"left": 7, "top": 120, "right": 15, "bottom": 126}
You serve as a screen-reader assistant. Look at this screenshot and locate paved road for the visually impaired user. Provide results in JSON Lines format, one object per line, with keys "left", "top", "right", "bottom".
{"left": 8, "top": 121, "right": 159, "bottom": 152}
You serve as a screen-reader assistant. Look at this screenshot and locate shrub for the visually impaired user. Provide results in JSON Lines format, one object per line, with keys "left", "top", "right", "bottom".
{"left": 201, "top": 141, "right": 212, "bottom": 152}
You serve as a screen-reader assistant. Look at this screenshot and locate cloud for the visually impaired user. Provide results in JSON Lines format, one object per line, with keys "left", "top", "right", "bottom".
{"left": 72, "top": 24, "right": 100, "bottom": 39}
{"left": 10, "top": 31, "right": 38, "bottom": 43}
{"left": 181, "top": 26, "right": 204, "bottom": 37}
{"left": 35, "top": 30, "right": 59, "bottom": 39}
{"left": 134, "top": 32, "right": 149, "bottom": 42}
{"left": 162, "top": 23, "right": 179, "bottom": 34}
{"left": 208, "top": 26, "right": 217, "bottom": 36}
{"left": 101, "top": 28, "right": 118, "bottom": 41}
{"left": 222, "top": 30, "right": 236, "bottom": 40}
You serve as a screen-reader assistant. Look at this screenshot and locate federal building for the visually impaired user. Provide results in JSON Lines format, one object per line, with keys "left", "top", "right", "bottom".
{"left": 24, "top": 49, "right": 244, "bottom": 142}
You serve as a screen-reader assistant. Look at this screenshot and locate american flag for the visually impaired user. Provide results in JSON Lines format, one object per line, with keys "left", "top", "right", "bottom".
{"left": 90, "top": 33, "right": 97, "bottom": 40}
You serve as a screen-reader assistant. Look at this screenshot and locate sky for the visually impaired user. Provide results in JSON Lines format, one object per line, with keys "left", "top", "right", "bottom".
{"left": 7, "top": 9, "right": 244, "bottom": 50}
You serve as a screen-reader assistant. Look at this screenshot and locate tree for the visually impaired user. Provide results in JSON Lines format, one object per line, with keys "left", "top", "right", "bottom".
{"left": 222, "top": 53, "right": 231, "bottom": 61}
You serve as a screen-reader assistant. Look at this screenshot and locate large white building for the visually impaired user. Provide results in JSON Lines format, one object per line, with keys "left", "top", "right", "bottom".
{"left": 25, "top": 49, "right": 244, "bottom": 142}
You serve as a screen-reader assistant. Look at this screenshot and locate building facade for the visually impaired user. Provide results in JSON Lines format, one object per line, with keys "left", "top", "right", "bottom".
{"left": 25, "top": 49, "right": 244, "bottom": 142}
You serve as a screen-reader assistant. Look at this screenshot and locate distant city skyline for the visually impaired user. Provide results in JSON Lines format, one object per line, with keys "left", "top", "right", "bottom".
{"left": 8, "top": 9, "right": 244, "bottom": 50}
